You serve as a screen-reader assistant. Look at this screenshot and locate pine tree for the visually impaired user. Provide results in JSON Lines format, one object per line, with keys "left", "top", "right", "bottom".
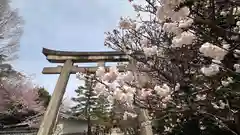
{"left": 71, "top": 80, "right": 111, "bottom": 125}
{"left": 91, "top": 95, "right": 111, "bottom": 122}
{"left": 71, "top": 85, "right": 96, "bottom": 117}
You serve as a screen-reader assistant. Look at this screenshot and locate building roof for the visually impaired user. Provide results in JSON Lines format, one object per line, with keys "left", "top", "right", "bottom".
{"left": 1, "top": 110, "right": 109, "bottom": 130}
{"left": 2, "top": 111, "right": 87, "bottom": 129}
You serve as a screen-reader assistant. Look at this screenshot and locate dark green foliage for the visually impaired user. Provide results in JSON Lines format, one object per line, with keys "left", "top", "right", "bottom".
{"left": 37, "top": 87, "right": 51, "bottom": 108}
{"left": 71, "top": 84, "right": 110, "bottom": 121}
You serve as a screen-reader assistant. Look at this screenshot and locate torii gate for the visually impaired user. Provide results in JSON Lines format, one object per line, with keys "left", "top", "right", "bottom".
{"left": 37, "top": 48, "right": 153, "bottom": 135}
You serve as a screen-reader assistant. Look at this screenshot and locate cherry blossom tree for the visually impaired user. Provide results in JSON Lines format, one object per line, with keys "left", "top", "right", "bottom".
{"left": 77, "top": 0, "right": 240, "bottom": 134}
{"left": 0, "top": 0, "right": 23, "bottom": 62}
{"left": 0, "top": 73, "right": 44, "bottom": 125}
{"left": 0, "top": 80, "right": 43, "bottom": 113}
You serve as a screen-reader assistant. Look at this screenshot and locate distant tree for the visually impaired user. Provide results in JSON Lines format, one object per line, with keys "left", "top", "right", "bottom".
{"left": 72, "top": 83, "right": 96, "bottom": 135}
{"left": 0, "top": 0, "right": 23, "bottom": 79}
{"left": 71, "top": 84, "right": 110, "bottom": 120}
{"left": 91, "top": 96, "right": 111, "bottom": 122}
{"left": 0, "top": 76, "right": 44, "bottom": 125}
{"left": 37, "top": 87, "right": 51, "bottom": 108}
{"left": 0, "top": 0, "right": 23, "bottom": 62}
{"left": 0, "top": 0, "right": 35, "bottom": 127}
{"left": 71, "top": 80, "right": 111, "bottom": 135}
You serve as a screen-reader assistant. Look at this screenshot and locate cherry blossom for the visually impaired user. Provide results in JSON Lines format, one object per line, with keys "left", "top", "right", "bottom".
{"left": 77, "top": 0, "right": 240, "bottom": 134}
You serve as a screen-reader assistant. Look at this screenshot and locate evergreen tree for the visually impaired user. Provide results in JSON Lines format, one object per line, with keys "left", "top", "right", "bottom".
{"left": 71, "top": 81, "right": 111, "bottom": 121}
{"left": 37, "top": 87, "right": 51, "bottom": 108}
{"left": 71, "top": 80, "right": 111, "bottom": 135}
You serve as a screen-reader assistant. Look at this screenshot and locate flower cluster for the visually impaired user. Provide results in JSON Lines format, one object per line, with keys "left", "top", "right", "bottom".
{"left": 94, "top": 67, "right": 135, "bottom": 106}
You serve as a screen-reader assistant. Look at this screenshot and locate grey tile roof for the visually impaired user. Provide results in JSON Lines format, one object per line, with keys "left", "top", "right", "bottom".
{"left": 3, "top": 111, "right": 87, "bottom": 129}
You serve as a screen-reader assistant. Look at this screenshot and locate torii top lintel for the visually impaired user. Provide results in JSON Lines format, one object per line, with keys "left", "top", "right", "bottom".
{"left": 42, "top": 48, "right": 131, "bottom": 63}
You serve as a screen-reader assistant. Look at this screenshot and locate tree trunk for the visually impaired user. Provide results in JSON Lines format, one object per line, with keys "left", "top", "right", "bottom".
{"left": 129, "top": 59, "right": 153, "bottom": 135}
{"left": 87, "top": 115, "right": 92, "bottom": 135}
{"left": 86, "top": 73, "right": 92, "bottom": 135}
{"left": 138, "top": 109, "right": 153, "bottom": 135}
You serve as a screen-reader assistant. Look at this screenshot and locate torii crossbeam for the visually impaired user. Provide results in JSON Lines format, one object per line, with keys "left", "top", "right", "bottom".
{"left": 42, "top": 47, "right": 129, "bottom": 63}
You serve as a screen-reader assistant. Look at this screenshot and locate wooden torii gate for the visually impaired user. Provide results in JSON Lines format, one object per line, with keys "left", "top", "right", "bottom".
{"left": 37, "top": 48, "right": 153, "bottom": 135}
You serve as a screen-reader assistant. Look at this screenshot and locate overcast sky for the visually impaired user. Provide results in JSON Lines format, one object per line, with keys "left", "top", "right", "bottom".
{"left": 10, "top": 0, "right": 135, "bottom": 100}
